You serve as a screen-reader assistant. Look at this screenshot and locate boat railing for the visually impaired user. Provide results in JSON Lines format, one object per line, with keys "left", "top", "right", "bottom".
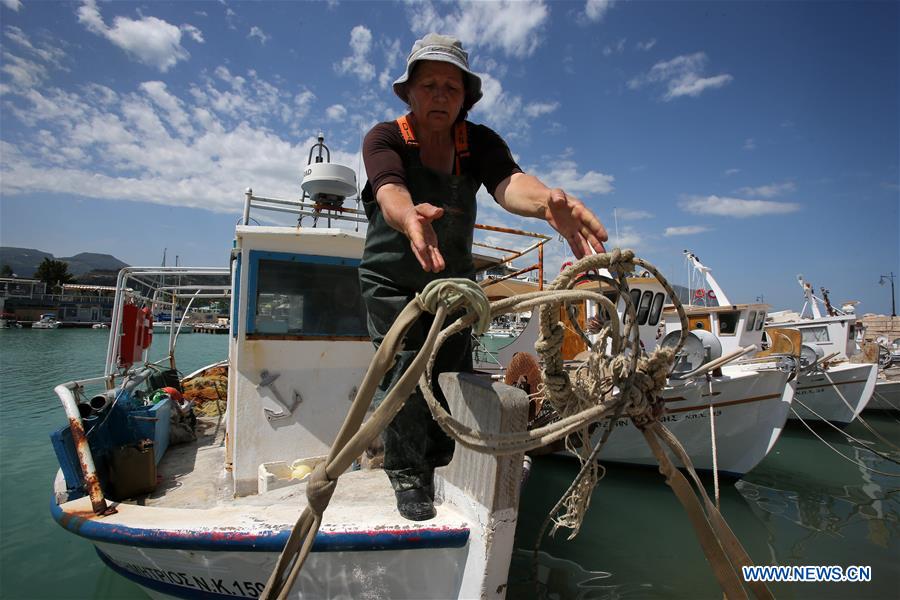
{"left": 473, "top": 223, "right": 551, "bottom": 291}
{"left": 242, "top": 189, "right": 367, "bottom": 227}
{"left": 104, "top": 267, "right": 231, "bottom": 385}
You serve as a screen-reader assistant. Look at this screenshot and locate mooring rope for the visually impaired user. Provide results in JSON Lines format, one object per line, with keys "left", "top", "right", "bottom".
{"left": 259, "top": 250, "right": 771, "bottom": 600}
{"left": 790, "top": 398, "right": 900, "bottom": 471}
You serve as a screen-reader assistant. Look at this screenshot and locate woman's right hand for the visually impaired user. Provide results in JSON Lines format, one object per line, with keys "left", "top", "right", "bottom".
{"left": 402, "top": 203, "right": 446, "bottom": 272}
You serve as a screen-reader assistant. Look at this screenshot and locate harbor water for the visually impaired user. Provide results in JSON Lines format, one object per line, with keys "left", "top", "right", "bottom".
{"left": 1, "top": 328, "right": 897, "bottom": 599}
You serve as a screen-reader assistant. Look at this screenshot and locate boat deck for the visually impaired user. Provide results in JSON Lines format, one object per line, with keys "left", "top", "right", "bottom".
{"left": 58, "top": 415, "right": 471, "bottom": 534}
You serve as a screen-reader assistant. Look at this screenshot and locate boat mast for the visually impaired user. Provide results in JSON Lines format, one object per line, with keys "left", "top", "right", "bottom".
{"left": 683, "top": 250, "right": 730, "bottom": 305}
{"left": 797, "top": 274, "right": 822, "bottom": 319}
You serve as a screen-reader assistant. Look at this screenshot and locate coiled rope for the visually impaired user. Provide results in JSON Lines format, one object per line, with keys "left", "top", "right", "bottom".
{"left": 260, "top": 249, "right": 772, "bottom": 600}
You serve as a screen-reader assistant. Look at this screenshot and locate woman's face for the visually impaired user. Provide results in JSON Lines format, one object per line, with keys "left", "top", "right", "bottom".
{"left": 407, "top": 61, "right": 465, "bottom": 130}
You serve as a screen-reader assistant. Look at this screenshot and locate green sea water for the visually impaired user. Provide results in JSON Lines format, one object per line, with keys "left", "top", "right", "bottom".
{"left": 1, "top": 328, "right": 898, "bottom": 599}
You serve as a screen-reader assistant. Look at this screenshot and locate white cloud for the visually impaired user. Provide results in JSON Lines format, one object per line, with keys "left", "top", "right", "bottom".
{"left": 472, "top": 73, "right": 559, "bottom": 136}
{"left": 523, "top": 101, "right": 559, "bottom": 118}
{"left": 743, "top": 137, "right": 756, "bottom": 150}
{"left": 612, "top": 225, "right": 642, "bottom": 248}
{"left": 636, "top": 38, "right": 656, "bottom": 51}
{"left": 326, "top": 104, "right": 347, "bottom": 121}
{"left": 406, "top": 0, "right": 549, "bottom": 58}
{"left": 629, "top": 52, "right": 733, "bottom": 101}
{"left": 182, "top": 24, "right": 204, "bottom": 44}
{"left": 531, "top": 159, "right": 615, "bottom": 197}
{"left": 583, "top": 0, "right": 615, "bottom": 23}
{"left": 4, "top": 26, "right": 68, "bottom": 69}
{"left": 1, "top": 0, "right": 21, "bottom": 11}
{"left": 76, "top": 0, "right": 200, "bottom": 72}
{"left": 294, "top": 90, "right": 316, "bottom": 116}
{"left": 1, "top": 52, "right": 49, "bottom": 89}
{"left": 603, "top": 38, "right": 626, "bottom": 56}
{"left": 724, "top": 168, "right": 740, "bottom": 176}
{"left": 0, "top": 62, "right": 363, "bottom": 214}
{"left": 140, "top": 81, "right": 193, "bottom": 138}
{"left": 378, "top": 38, "right": 403, "bottom": 89}
{"left": 248, "top": 26, "right": 269, "bottom": 45}
{"left": 735, "top": 181, "right": 796, "bottom": 198}
{"left": 335, "top": 25, "right": 375, "bottom": 82}
{"left": 617, "top": 209, "right": 653, "bottom": 220}
{"left": 664, "top": 225, "right": 710, "bottom": 237}
{"left": 679, "top": 195, "right": 801, "bottom": 218}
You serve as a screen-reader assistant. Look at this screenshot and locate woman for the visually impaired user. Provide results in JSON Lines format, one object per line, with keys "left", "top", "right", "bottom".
{"left": 360, "top": 33, "right": 608, "bottom": 521}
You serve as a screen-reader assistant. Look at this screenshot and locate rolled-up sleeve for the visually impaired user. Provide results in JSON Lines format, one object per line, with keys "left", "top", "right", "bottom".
{"left": 472, "top": 124, "right": 522, "bottom": 197}
{"left": 363, "top": 123, "right": 407, "bottom": 195}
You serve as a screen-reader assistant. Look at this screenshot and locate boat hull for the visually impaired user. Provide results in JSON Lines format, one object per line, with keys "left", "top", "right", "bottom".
{"left": 592, "top": 366, "right": 794, "bottom": 477}
{"left": 867, "top": 379, "right": 900, "bottom": 411}
{"left": 92, "top": 535, "right": 470, "bottom": 600}
{"left": 790, "top": 363, "right": 877, "bottom": 424}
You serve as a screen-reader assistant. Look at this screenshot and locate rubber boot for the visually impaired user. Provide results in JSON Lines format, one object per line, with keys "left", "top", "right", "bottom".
{"left": 395, "top": 488, "right": 435, "bottom": 521}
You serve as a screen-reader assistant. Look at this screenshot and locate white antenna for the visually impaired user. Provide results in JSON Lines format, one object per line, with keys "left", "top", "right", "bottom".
{"left": 613, "top": 206, "right": 620, "bottom": 247}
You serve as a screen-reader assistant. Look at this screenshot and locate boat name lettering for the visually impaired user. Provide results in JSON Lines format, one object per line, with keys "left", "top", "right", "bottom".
{"left": 796, "top": 388, "right": 825, "bottom": 396}
{"left": 685, "top": 409, "right": 722, "bottom": 419}
{"left": 111, "top": 557, "right": 266, "bottom": 597}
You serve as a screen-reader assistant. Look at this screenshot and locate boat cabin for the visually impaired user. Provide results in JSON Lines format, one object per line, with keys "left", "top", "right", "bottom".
{"left": 227, "top": 222, "right": 374, "bottom": 495}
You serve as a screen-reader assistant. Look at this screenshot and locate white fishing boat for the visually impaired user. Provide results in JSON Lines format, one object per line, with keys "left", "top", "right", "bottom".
{"left": 48, "top": 138, "right": 533, "bottom": 599}
{"left": 479, "top": 253, "right": 796, "bottom": 477}
{"left": 32, "top": 313, "right": 61, "bottom": 329}
{"left": 590, "top": 267, "right": 795, "bottom": 477}
{"left": 868, "top": 366, "right": 900, "bottom": 411}
{"left": 764, "top": 276, "right": 877, "bottom": 424}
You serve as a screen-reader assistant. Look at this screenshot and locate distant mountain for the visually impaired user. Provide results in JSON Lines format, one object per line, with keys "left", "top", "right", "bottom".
{"left": 58, "top": 252, "right": 128, "bottom": 276}
{"left": 0, "top": 247, "right": 54, "bottom": 277}
{"left": 0, "top": 247, "right": 129, "bottom": 278}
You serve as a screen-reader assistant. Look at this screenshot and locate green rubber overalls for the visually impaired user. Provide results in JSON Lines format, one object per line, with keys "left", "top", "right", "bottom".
{"left": 358, "top": 116, "right": 480, "bottom": 492}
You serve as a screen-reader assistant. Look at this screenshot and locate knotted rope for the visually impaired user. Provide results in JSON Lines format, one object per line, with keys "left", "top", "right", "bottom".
{"left": 260, "top": 250, "right": 771, "bottom": 600}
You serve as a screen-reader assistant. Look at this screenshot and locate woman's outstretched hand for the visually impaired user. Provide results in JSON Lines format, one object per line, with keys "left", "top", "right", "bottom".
{"left": 402, "top": 203, "right": 446, "bottom": 272}
{"left": 545, "top": 188, "right": 608, "bottom": 258}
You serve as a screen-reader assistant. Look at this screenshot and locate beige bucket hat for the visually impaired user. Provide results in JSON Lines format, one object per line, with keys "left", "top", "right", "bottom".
{"left": 393, "top": 33, "right": 483, "bottom": 110}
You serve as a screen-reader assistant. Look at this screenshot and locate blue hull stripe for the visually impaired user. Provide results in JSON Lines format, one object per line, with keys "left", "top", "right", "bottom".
{"left": 52, "top": 498, "right": 469, "bottom": 552}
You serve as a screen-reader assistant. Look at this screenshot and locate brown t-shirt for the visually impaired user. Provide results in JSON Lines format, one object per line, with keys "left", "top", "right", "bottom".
{"left": 363, "top": 119, "right": 522, "bottom": 198}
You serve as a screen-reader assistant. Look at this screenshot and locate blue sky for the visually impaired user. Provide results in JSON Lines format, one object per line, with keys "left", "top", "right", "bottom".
{"left": 0, "top": 0, "right": 897, "bottom": 314}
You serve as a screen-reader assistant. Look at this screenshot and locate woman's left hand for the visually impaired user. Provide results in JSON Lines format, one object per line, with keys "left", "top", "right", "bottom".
{"left": 545, "top": 188, "right": 608, "bottom": 258}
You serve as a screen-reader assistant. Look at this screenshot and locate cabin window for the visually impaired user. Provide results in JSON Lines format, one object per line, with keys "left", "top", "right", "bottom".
{"left": 745, "top": 311, "right": 757, "bottom": 332}
{"left": 636, "top": 290, "right": 654, "bottom": 325}
{"left": 801, "top": 326, "right": 830, "bottom": 343}
{"left": 647, "top": 293, "right": 666, "bottom": 326}
{"left": 628, "top": 289, "right": 641, "bottom": 313}
{"left": 248, "top": 253, "right": 367, "bottom": 338}
{"left": 756, "top": 312, "right": 766, "bottom": 330}
{"left": 718, "top": 311, "right": 740, "bottom": 335}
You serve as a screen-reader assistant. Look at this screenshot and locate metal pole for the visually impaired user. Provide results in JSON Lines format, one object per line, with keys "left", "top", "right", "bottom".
{"left": 880, "top": 272, "right": 896, "bottom": 317}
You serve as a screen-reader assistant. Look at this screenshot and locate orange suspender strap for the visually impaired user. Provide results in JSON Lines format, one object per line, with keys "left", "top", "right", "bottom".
{"left": 453, "top": 121, "right": 470, "bottom": 176}
{"left": 396, "top": 116, "right": 469, "bottom": 174}
{"left": 396, "top": 115, "right": 417, "bottom": 146}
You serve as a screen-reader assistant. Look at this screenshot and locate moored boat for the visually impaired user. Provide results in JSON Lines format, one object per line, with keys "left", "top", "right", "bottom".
{"left": 48, "top": 139, "right": 532, "bottom": 599}
{"left": 32, "top": 313, "right": 61, "bottom": 329}
{"left": 765, "top": 276, "right": 878, "bottom": 425}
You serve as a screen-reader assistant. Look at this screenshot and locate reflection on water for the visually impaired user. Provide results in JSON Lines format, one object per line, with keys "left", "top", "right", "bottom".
{"left": 514, "top": 417, "right": 899, "bottom": 599}
{"left": 2, "top": 329, "right": 898, "bottom": 599}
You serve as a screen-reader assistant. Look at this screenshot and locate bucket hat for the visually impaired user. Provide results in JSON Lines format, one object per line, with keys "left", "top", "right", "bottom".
{"left": 393, "top": 33, "right": 483, "bottom": 110}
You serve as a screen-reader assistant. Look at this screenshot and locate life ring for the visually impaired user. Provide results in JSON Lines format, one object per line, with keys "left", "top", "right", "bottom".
{"left": 707, "top": 290, "right": 717, "bottom": 301}
{"left": 693, "top": 289, "right": 706, "bottom": 300}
